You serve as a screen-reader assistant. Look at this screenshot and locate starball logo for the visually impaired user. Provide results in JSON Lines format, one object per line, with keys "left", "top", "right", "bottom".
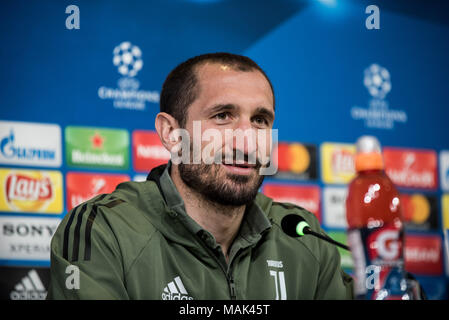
{"left": 351, "top": 64, "right": 407, "bottom": 130}
{"left": 97, "top": 41, "right": 160, "bottom": 111}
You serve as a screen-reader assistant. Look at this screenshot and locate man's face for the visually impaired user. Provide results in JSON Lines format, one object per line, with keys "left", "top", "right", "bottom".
{"left": 178, "top": 62, "right": 275, "bottom": 207}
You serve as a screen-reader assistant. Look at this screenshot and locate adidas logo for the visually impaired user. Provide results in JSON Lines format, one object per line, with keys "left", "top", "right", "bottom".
{"left": 10, "top": 269, "right": 47, "bottom": 300}
{"left": 161, "top": 276, "right": 193, "bottom": 300}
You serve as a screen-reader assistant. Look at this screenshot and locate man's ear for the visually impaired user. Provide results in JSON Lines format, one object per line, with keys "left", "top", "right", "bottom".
{"left": 155, "top": 112, "right": 180, "bottom": 152}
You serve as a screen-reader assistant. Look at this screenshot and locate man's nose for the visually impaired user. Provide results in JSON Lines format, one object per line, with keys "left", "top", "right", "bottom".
{"left": 232, "top": 118, "right": 258, "bottom": 157}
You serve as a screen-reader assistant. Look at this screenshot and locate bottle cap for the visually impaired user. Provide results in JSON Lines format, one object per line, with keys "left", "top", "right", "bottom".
{"left": 355, "top": 135, "right": 384, "bottom": 172}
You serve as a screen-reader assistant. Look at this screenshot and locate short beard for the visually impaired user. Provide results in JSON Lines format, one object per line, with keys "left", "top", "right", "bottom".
{"left": 178, "top": 162, "right": 265, "bottom": 207}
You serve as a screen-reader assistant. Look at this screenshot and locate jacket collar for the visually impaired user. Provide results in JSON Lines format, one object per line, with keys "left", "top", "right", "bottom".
{"left": 145, "top": 162, "right": 272, "bottom": 249}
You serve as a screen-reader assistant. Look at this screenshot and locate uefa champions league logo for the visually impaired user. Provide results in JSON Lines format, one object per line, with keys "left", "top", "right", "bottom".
{"left": 350, "top": 63, "right": 407, "bottom": 130}
{"left": 113, "top": 42, "right": 143, "bottom": 78}
{"left": 97, "top": 41, "right": 159, "bottom": 110}
{"left": 363, "top": 64, "right": 391, "bottom": 100}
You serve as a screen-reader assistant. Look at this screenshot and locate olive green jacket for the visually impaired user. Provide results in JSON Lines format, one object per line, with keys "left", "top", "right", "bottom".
{"left": 47, "top": 163, "right": 353, "bottom": 300}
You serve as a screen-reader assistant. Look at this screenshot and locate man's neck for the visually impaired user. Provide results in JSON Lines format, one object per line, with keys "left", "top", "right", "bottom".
{"left": 170, "top": 165, "right": 245, "bottom": 261}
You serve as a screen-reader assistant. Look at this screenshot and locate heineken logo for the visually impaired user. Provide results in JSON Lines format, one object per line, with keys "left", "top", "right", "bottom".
{"left": 65, "top": 126, "right": 129, "bottom": 170}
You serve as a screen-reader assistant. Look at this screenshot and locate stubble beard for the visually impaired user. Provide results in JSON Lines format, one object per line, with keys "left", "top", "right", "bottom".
{"left": 178, "top": 161, "right": 265, "bottom": 207}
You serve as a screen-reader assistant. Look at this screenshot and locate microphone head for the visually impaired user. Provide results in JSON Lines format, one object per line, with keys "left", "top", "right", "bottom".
{"left": 281, "top": 214, "right": 309, "bottom": 237}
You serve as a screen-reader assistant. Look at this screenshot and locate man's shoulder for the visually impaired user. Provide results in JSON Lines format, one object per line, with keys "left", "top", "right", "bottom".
{"left": 53, "top": 180, "right": 164, "bottom": 256}
{"left": 69, "top": 180, "right": 161, "bottom": 229}
{"left": 50, "top": 179, "right": 171, "bottom": 276}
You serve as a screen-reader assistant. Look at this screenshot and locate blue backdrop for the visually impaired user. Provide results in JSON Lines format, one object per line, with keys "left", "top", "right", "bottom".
{"left": 1, "top": 0, "right": 448, "bottom": 300}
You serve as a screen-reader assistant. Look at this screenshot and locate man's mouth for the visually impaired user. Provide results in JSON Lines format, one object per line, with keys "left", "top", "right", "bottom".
{"left": 221, "top": 162, "right": 257, "bottom": 175}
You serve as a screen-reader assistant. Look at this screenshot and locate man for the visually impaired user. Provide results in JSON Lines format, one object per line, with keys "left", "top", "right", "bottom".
{"left": 47, "top": 52, "right": 353, "bottom": 299}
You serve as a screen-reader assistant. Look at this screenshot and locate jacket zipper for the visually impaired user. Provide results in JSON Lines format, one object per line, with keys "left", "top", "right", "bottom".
{"left": 228, "top": 276, "right": 237, "bottom": 300}
{"left": 195, "top": 235, "right": 238, "bottom": 299}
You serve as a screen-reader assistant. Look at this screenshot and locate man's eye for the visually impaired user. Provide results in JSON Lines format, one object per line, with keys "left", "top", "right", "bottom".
{"left": 214, "top": 112, "right": 230, "bottom": 121}
{"left": 253, "top": 116, "right": 268, "bottom": 126}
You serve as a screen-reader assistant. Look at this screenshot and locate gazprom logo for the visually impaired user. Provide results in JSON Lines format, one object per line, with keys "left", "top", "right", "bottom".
{"left": 1, "top": 130, "right": 55, "bottom": 160}
{"left": 0, "top": 121, "right": 61, "bottom": 167}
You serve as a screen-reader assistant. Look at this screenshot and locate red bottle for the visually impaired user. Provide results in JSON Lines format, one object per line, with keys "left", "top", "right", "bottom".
{"left": 346, "top": 136, "right": 409, "bottom": 299}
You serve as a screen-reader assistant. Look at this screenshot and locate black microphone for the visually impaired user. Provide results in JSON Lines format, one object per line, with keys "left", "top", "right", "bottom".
{"left": 281, "top": 214, "right": 350, "bottom": 251}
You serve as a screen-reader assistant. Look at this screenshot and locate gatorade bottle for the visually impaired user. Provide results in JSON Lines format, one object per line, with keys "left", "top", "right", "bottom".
{"left": 346, "top": 136, "right": 410, "bottom": 300}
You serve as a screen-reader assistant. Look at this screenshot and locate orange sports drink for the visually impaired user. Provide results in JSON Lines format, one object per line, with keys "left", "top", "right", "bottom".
{"left": 346, "top": 136, "right": 412, "bottom": 299}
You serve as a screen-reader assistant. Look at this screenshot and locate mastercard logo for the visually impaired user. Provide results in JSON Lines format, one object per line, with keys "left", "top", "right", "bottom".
{"left": 401, "top": 194, "right": 432, "bottom": 225}
{"left": 274, "top": 143, "right": 312, "bottom": 174}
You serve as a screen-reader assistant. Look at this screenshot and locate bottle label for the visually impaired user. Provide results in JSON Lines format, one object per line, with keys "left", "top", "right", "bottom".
{"left": 347, "top": 223, "right": 407, "bottom": 300}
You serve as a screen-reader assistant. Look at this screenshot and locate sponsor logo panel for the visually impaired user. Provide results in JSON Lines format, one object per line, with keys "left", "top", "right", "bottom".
{"left": 443, "top": 194, "right": 449, "bottom": 230}
{"left": 404, "top": 234, "right": 443, "bottom": 276}
{"left": 0, "top": 266, "right": 49, "bottom": 300}
{"left": 273, "top": 142, "right": 317, "bottom": 181}
{"left": 323, "top": 187, "right": 348, "bottom": 229}
{"left": 383, "top": 147, "right": 438, "bottom": 190}
{"left": 440, "top": 151, "right": 449, "bottom": 192}
{"left": 327, "top": 231, "right": 353, "bottom": 270}
{"left": 66, "top": 172, "right": 129, "bottom": 211}
{"left": 443, "top": 196, "right": 449, "bottom": 277}
{"left": 0, "top": 216, "right": 61, "bottom": 261}
{"left": 0, "top": 168, "right": 63, "bottom": 214}
{"left": 444, "top": 229, "right": 449, "bottom": 277}
{"left": 133, "top": 175, "right": 147, "bottom": 182}
{"left": 0, "top": 120, "right": 62, "bottom": 167}
{"left": 400, "top": 193, "right": 438, "bottom": 231}
{"left": 262, "top": 183, "right": 321, "bottom": 222}
{"left": 65, "top": 126, "right": 129, "bottom": 170}
{"left": 132, "top": 130, "right": 170, "bottom": 172}
{"left": 320, "top": 143, "right": 356, "bottom": 184}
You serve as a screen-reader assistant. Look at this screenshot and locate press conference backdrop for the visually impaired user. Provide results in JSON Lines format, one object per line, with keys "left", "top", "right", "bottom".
{"left": 1, "top": 0, "right": 449, "bottom": 300}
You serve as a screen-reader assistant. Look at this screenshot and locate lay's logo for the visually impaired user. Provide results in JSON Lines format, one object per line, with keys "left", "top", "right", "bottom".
{"left": 0, "top": 169, "right": 62, "bottom": 214}
{"left": 321, "top": 143, "right": 356, "bottom": 184}
{"left": 6, "top": 174, "right": 53, "bottom": 202}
